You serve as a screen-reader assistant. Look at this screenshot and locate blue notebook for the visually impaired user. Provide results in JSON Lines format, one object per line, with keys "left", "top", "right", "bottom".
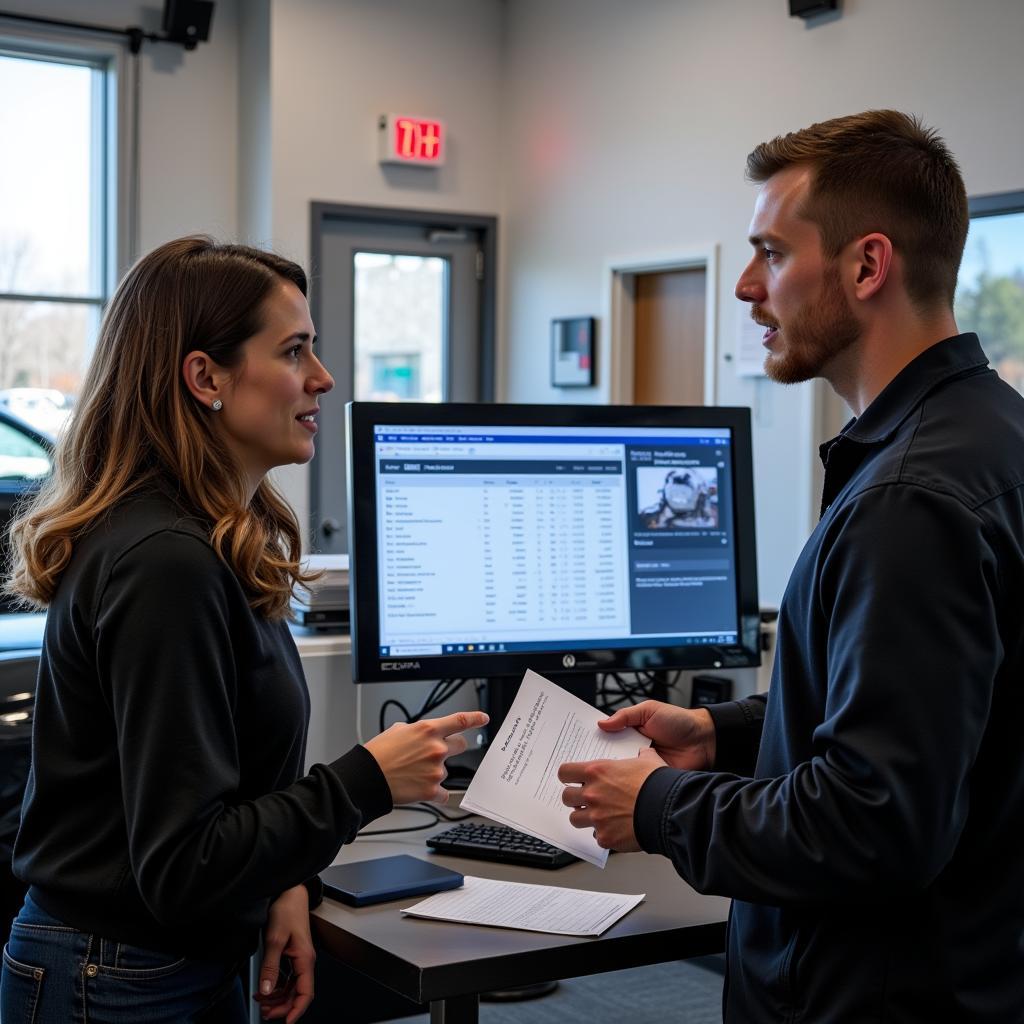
{"left": 320, "top": 854, "right": 464, "bottom": 907}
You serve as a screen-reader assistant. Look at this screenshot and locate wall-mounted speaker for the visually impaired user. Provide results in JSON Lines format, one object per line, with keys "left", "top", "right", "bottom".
{"left": 162, "top": 0, "right": 215, "bottom": 49}
{"left": 789, "top": 0, "right": 839, "bottom": 18}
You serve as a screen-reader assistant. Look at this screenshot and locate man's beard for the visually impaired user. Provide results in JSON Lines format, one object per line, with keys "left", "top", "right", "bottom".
{"left": 754, "top": 263, "right": 861, "bottom": 384}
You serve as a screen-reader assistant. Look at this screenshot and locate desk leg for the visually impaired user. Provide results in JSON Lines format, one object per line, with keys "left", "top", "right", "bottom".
{"left": 429, "top": 993, "right": 479, "bottom": 1024}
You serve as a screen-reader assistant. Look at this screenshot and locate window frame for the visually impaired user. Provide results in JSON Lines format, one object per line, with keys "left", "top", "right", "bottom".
{"left": 0, "top": 21, "right": 136, "bottom": 314}
{"left": 0, "top": 24, "right": 135, "bottom": 618}
{"left": 969, "top": 190, "right": 1024, "bottom": 219}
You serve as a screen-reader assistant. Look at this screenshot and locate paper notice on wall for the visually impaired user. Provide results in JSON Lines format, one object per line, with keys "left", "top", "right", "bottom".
{"left": 460, "top": 670, "right": 651, "bottom": 868}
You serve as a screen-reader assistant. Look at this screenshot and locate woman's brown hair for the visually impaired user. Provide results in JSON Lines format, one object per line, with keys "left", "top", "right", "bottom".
{"left": 5, "top": 235, "right": 318, "bottom": 618}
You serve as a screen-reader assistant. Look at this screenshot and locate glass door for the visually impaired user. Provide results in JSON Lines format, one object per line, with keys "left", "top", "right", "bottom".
{"left": 353, "top": 251, "right": 447, "bottom": 402}
{"left": 310, "top": 207, "right": 496, "bottom": 553}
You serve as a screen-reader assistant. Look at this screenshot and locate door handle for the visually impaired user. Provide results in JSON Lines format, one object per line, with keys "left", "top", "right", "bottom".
{"left": 321, "top": 517, "right": 342, "bottom": 538}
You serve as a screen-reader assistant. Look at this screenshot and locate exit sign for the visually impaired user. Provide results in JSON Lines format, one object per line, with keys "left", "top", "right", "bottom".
{"left": 378, "top": 114, "right": 445, "bottom": 167}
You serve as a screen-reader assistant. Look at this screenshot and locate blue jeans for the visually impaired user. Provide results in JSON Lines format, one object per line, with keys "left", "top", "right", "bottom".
{"left": 0, "top": 891, "right": 248, "bottom": 1023}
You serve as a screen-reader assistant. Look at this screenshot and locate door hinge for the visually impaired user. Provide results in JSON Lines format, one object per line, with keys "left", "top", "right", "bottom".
{"left": 475, "top": 249, "right": 484, "bottom": 281}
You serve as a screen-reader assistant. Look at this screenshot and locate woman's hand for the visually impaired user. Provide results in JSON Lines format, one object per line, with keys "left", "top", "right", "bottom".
{"left": 364, "top": 710, "right": 489, "bottom": 804}
{"left": 255, "top": 885, "right": 315, "bottom": 1023}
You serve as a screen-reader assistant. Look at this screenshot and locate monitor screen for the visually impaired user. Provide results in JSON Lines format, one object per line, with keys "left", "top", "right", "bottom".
{"left": 346, "top": 402, "right": 760, "bottom": 683}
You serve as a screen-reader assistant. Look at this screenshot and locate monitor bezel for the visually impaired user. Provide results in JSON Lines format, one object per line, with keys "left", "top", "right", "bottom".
{"left": 346, "top": 401, "right": 760, "bottom": 683}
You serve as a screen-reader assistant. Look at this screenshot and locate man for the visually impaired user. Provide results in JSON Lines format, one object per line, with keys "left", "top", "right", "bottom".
{"left": 559, "top": 110, "right": 1024, "bottom": 1022}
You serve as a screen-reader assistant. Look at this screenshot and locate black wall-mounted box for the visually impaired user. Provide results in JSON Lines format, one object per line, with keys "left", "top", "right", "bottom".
{"left": 690, "top": 674, "right": 733, "bottom": 708}
{"left": 789, "top": 0, "right": 839, "bottom": 18}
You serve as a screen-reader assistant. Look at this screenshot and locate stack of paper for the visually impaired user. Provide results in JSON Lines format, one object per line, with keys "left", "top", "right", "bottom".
{"left": 291, "top": 553, "right": 349, "bottom": 628}
{"left": 402, "top": 875, "right": 644, "bottom": 937}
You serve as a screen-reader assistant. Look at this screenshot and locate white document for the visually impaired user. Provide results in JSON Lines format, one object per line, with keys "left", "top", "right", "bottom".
{"left": 401, "top": 874, "right": 644, "bottom": 937}
{"left": 460, "top": 669, "right": 651, "bottom": 867}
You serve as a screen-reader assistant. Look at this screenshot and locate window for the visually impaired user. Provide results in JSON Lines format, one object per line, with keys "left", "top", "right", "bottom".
{"left": 0, "top": 32, "right": 127, "bottom": 438}
{"left": 956, "top": 191, "right": 1024, "bottom": 394}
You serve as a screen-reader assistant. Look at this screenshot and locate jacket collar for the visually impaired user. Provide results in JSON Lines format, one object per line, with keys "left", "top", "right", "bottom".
{"left": 839, "top": 333, "right": 989, "bottom": 446}
{"left": 815, "top": 335, "right": 989, "bottom": 516}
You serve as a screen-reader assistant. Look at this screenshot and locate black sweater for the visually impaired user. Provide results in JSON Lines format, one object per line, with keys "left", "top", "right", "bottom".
{"left": 14, "top": 487, "right": 391, "bottom": 960}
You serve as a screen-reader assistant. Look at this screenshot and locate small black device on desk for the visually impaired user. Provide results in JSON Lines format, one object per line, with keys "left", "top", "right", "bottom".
{"left": 426, "top": 822, "right": 578, "bottom": 869}
{"left": 321, "top": 854, "right": 463, "bottom": 906}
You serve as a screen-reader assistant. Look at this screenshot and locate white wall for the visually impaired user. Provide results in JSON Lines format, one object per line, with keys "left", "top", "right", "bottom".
{"left": 499, "top": 0, "right": 1024, "bottom": 602}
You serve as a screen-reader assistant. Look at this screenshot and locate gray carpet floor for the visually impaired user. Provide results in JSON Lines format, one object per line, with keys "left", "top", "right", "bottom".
{"left": 406, "top": 956, "right": 724, "bottom": 1023}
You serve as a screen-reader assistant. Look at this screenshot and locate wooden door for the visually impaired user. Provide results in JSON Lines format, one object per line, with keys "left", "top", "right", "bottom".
{"left": 633, "top": 268, "right": 706, "bottom": 405}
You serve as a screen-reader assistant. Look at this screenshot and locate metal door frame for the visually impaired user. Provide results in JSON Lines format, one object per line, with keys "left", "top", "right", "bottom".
{"left": 308, "top": 202, "right": 498, "bottom": 550}
{"left": 309, "top": 202, "right": 497, "bottom": 399}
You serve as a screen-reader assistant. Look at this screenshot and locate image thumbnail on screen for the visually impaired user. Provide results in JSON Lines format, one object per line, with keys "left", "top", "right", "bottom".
{"left": 636, "top": 466, "right": 718, "bottom": 529}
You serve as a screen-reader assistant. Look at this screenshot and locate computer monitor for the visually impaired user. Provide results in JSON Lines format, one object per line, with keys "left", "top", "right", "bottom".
{"left": 346, "top": 402, "right": 760, "bottom": 684}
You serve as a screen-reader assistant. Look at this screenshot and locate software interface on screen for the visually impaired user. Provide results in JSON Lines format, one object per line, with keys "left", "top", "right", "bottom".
{"left": 372, "top": 423, "right": 741, "bottom": 659}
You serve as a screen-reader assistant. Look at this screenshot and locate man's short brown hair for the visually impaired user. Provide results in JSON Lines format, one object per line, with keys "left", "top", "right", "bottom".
{"left": 746, "top": 110, "right": 968, "bottom": 310}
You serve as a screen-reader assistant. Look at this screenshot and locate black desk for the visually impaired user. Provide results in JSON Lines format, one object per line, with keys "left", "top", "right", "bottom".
{"left": 312, "top": 807, "right": 729, "bottom": 1024}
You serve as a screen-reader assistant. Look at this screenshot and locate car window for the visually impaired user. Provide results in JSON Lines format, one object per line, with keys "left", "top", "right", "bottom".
{"left": 0, "top": 421, "right": 51, "bottom": 481}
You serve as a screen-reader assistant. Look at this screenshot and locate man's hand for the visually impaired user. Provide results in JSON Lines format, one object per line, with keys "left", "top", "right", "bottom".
{"left": 364, "top": 710, "right": 489, "bottom": 805}
{"left": 599, "top": 701, "right": 716, "bottom": 770}
{"left": 558, "top": 748, "right": 667, "bottom": 851}
{"left": 256, "top": 885, "right": 314, "bottom": 1023}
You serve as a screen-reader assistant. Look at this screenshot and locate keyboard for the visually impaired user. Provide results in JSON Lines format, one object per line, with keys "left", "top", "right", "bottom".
{"left": 426, "top": 822, "right": 578, "bottom": 869}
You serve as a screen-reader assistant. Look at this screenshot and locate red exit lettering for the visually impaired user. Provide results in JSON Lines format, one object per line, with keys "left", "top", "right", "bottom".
{"left": 394, "top": 118, "right": 443, "bottom": 163}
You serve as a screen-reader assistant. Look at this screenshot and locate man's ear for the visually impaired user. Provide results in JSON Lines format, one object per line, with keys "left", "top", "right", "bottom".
{"left": 182, "top": 350, "right": 228, "bottom": 410}
{"left": 850, "top": 232, "right": 893, "bottom": 302}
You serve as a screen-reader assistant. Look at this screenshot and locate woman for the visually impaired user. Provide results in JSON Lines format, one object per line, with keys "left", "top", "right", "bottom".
{"left": 0, "top": 236, "right": 486, "bottom": 1023}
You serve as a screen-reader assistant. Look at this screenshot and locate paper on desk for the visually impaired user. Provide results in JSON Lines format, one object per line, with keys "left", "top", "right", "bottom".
{"left": 402, "top": 875, "right": 644, "bottom": 937}
{"left": 460, "top": 669, "right": 651, "bottom": 868}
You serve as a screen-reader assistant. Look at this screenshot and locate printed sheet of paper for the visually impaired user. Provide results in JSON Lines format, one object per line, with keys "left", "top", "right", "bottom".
{"left": 401, "top": 875, "right": 644, "bottom": 937}
{"left": 460, "top": 669, "right": 651, "bottom": 867}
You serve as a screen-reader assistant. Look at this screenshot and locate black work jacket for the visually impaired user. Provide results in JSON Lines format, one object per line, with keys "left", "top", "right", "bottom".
{"left": 637, "top": 334, "right": 1024, "bottom": 1022}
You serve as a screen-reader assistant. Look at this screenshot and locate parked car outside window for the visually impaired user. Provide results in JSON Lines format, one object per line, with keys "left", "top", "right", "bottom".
{"left": 0, "top": 408, "right": 53, "bottom": 613}
{"left": 0, "top": 388, "right": 74, "bottom": 439}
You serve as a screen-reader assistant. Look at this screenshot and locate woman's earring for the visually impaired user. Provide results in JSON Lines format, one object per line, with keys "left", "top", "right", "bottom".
{"left": 212, "top": 399, "right": 223, "bottom": 411}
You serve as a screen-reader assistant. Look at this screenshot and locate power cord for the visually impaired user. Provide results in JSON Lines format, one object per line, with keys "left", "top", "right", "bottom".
{"left": 595, "top": 670, "right": 683, "bottom": 713}
{"left": 357, "top": 805, "right": 441, "bottom": 837}
{"left": 355, "top": 683, "right": 366, "bottom": 745}
{"left": 356, "top": 801, "right": 475, "bottom": 837}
